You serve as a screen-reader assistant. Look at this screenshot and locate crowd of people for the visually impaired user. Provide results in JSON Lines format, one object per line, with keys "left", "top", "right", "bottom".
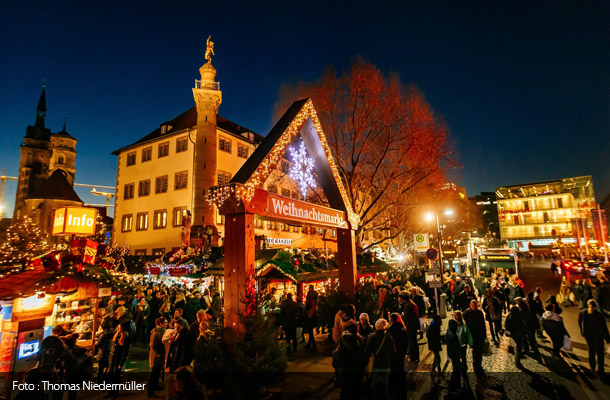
{"left": 325, "top": 264, "right": 610, "bottom": 400}
{"left": 23, "top": 259, "right": 610, "bottom": 400}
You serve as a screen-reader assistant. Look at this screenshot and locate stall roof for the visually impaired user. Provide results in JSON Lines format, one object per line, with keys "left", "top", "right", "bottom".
{"left": 0, "top": 266, "right": 53, "bottom": 300}
{"left": 256, "top": 265, "right": 297, "bottom": 283}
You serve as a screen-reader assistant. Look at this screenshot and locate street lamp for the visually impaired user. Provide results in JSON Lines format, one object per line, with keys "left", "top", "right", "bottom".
{"left": 426, "top": 209, "right": 454, "bottom": 280}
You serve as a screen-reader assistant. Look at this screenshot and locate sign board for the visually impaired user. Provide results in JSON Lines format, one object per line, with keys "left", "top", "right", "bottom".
{"left": 265, "top": 237, "right": 293, "bottom": 246}
{"left": 413, "top": 233, "right": 429, "bottom": 252}
{"left": 426, "top": 248, "right": 438, "bottom": 260}
{"left": 248, "top": 189, "right": 348, "bottom": 229}
{"left": 428, "top": 279, "right": 443, "bottom": 288}
{"left": 11, "top": 294, "right": 56, "bottom": 322}
{"left": 98, "top": 287, "right": 112, "bottom": 297}
{"left": 427, "top": 268, "right": 440, "bottom": 275}
{"left": 52, "top": 206, "right": 98, "bottom": 236}
{"left": 442, "top": 246, "right": 457, "bottom": 260}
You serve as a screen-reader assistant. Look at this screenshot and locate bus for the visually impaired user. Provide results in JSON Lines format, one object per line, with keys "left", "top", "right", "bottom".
{"left": 476, "top": 248, "right": 520, "bottom": 277}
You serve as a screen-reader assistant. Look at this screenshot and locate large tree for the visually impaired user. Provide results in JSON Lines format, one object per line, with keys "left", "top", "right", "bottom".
{"left": 275, "top": 58, "right": 457, "bottom": 249}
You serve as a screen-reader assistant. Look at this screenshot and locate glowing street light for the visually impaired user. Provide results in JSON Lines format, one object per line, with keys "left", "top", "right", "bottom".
{"left": 426, "top": 209, "right": 454, "bottom": 281}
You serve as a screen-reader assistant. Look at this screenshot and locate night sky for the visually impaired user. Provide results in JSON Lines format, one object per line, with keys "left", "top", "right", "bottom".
{"left": 1, "top": 1, "right": 609, "bottom": 216}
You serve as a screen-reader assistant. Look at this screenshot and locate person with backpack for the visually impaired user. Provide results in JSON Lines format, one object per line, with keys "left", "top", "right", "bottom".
{"left": 332, "top": 323, "right": 367, "bottom": 400}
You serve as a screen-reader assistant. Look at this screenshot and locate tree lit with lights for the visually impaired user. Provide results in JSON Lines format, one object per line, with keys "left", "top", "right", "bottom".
{"left": 0, "top": 217, "right": 50, "bottom": 265}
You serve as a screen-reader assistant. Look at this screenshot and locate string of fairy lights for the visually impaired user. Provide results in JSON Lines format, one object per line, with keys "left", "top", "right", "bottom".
{"left": 206, "top": 99, "right": 360, "bottom": 228}
{"left": 0, "top": 217, "right": 51, "bottom": 267}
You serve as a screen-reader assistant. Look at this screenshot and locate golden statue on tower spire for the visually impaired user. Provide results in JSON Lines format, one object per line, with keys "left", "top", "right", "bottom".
{"left": 205, "top": 35, "right": 214, "bottom": 64}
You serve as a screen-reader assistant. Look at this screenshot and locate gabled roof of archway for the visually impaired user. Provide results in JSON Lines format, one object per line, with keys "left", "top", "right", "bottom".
{"left": 230, "top": 98, "right": 358, "bottom": 228}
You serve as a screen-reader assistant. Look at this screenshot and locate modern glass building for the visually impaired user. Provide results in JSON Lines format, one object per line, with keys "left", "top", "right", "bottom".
{"left": 496, "top": 176, "right": 595, "bottom": 251}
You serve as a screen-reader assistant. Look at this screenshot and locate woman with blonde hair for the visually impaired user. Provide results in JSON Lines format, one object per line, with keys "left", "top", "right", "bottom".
{"left": 578, "top": 300, "right": 610, "bottom": 377}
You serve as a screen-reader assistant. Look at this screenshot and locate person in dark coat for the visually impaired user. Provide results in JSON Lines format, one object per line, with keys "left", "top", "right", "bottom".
{"left": 446, "top": 319, "right": 468, "bottom": 392}
{"left": 457, "top": 285, "right": 477, "bottom": 312}
{"left": 515, "top": 297, "right": 541, "bottom": 359}
{"left": 366, "top": 319, "right": 396, "bottom": 400}
{"left": 578, "top": 300, "right": 610, "bottom": 376}
{"left": 333, "top": 323, "right": 367, "bottom": 400}
{"left": 453, "top": 277, "right": 465, "bottom": 300}
{"left": 107, "top": 322, "right": 131, "bottom": 398}
{"left": 482, "top": 289, "right": 502, "bottom": 344}
{"left": 305, "top": 285, "right": 319, "bottom": 351}
{"left": 280, "top": 293, "right": 300, "bottom": 354}
{"left": 463, "top": 299, "right": 487, "bottom": 374}
{"left": 94, "top": 318, "right": 114, "bottom": 383}
{"left": 505, "top": 306, "right": 527, "bottom": 367}
{"left": 426, "top": 315, "right": 443, "bottom": 375}
{"left": 542, "top": 297, "right": 568, "bottom": 357}
{"left": 174, "top": 365, "right": 207, "bottom": 400}
{"left": 166, "top": 319, "right": 194, "bottom": 373}
{"left": 387, "top": 313, "right": 408, "bottom": 400}
{"left": 400, "top": 294, "right": 420, "bottom": 363}
{"left": 147, "top": 317, "right": 167, "bottom": 397}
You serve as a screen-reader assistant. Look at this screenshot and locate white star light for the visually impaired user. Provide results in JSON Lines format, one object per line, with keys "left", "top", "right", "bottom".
{"left": 289, "top": 142, "right": 316, "bottom": 198}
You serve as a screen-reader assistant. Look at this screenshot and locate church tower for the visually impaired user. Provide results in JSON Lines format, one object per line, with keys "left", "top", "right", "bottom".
{"left": 15, "top": 87, "right": 53, "bottom": 217}
{"left": 192, "top": 37, "right": 222, "bottom": 229}
{"left": 14, "top": 86, "right": 79, "bottom": 222}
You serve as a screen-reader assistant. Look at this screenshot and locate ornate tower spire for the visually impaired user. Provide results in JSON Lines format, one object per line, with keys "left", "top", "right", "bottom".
{"left": 192, "top": 36, "right": 222, "bottom": 232}
{"left": 36, "top": 83, "right": 47, "bottom": 126}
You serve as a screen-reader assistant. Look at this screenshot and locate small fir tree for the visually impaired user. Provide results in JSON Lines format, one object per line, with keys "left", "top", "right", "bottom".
{"left": 0, "top": 217, "right": 50, "bottom": 265}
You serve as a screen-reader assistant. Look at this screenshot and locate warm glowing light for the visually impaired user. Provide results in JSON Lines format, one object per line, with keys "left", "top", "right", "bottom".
{"left": 444, "top": 209, "right": 454, "bottom": 216}
{"left": 425, "top": 213, "right": 435, "bottom": 222}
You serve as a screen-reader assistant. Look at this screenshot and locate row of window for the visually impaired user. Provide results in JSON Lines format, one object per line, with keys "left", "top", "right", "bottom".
{"left": 219, "top": 137, "right": 249, "bottom": 159}
{"left": 123, "top": 171, "right": 188, "bottom": 199}
{"left": 121, "top": 207, "right": 189, "bottom": 232}
{"left": 126, "top": 137, "right": 189, "bottom": 166}
{"left": 267, "top": 185, "right": 304, "bottom": 201}
{"left": 126, "top": 136, "right": 250, "bottom": 167}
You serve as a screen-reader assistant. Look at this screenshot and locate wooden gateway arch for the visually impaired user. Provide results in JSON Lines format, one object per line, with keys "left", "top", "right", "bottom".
{"left": 208, "top": 98, "right": 360, "bottom": 333}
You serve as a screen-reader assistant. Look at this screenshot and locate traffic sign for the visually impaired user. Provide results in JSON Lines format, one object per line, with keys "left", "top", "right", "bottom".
{"left": 427, "top": 268, "right": 440, "bottom": 275}
{"left": 443, "top": 246, "right": 457, "bottom": 260}
{"left": 426, "top": 248, "right": 438, "bottom": 260}
{"left": 551, "top": 229, "right": 557, "bottom": 236}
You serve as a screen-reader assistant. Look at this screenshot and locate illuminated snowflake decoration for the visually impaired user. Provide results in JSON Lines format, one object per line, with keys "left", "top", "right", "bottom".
{"left": 289, "top": 142, "right": 316, "bottom": 198}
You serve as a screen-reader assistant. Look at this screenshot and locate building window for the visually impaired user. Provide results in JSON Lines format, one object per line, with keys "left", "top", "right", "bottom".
{"left": 291, "top": 191, "right": 298, "bottom": 199}
{"left": 136, "top": 212, "right": 149, "bottom": 231}
{"left": 176, "top": 137, "right": 188, "bottom": 153}
{"left": 123, "top": 183, "right": 134, "bottom": 200}
{"left": 281, "top": 223, "right": 290, "bottom": 232}
{"left": 142, "top": 147, "right": 152, "bottom": 162}
{"left": 217, "top": 171, "right": 231, "bottom": 185}
{"left": 138, "top": 180, "right": 151, "bottom": 196}
{"left": 281, "top": 188, "right": 291, "bottom": 197}
{"left": 155, "top": 175, "right": 168, "bottom": 194}
{"left": 219, "top": 137, "right": 231, "bottom": 153}
{"left": 173, "top": 207, "right": 188, "bottom": 227}
{"left": 268, "top": 221, "right": 277, "bottom": 230}
{"left": 215, "top": 209, "right": 225, "bottom": 225}
{"left": 126, "top": 152, "right": 136, "bottom": 166}
{"left": 121, "top": 215, "right": 133, "bottom": 232}
{"left": 175, "top": 171, "right": 188, "bottom": 190}
{"left": 267, "top": 184, "right": 277, "bottom": 194}
{"left": 152, "top": 248, "right": 166, "bottom": 256}
{"left": 134, "top": 249, "right": 146, "bottom": 256}
{"left": 158, "top": 142, "right": 169, "bottom": 158}
{"left": 237, "top": 144, "right": 248, "bottom": 158}
{"left": 254, "top": 219, "right": 263, "bottom": 229}
{"left": 154, "top": 210, "right": 167, "bottom": 229}
{"left": 557, "top": 198, "right": 563, "bottom": 208}
{"left": 58, "top": 155, "right": 65, "bottom": 164}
